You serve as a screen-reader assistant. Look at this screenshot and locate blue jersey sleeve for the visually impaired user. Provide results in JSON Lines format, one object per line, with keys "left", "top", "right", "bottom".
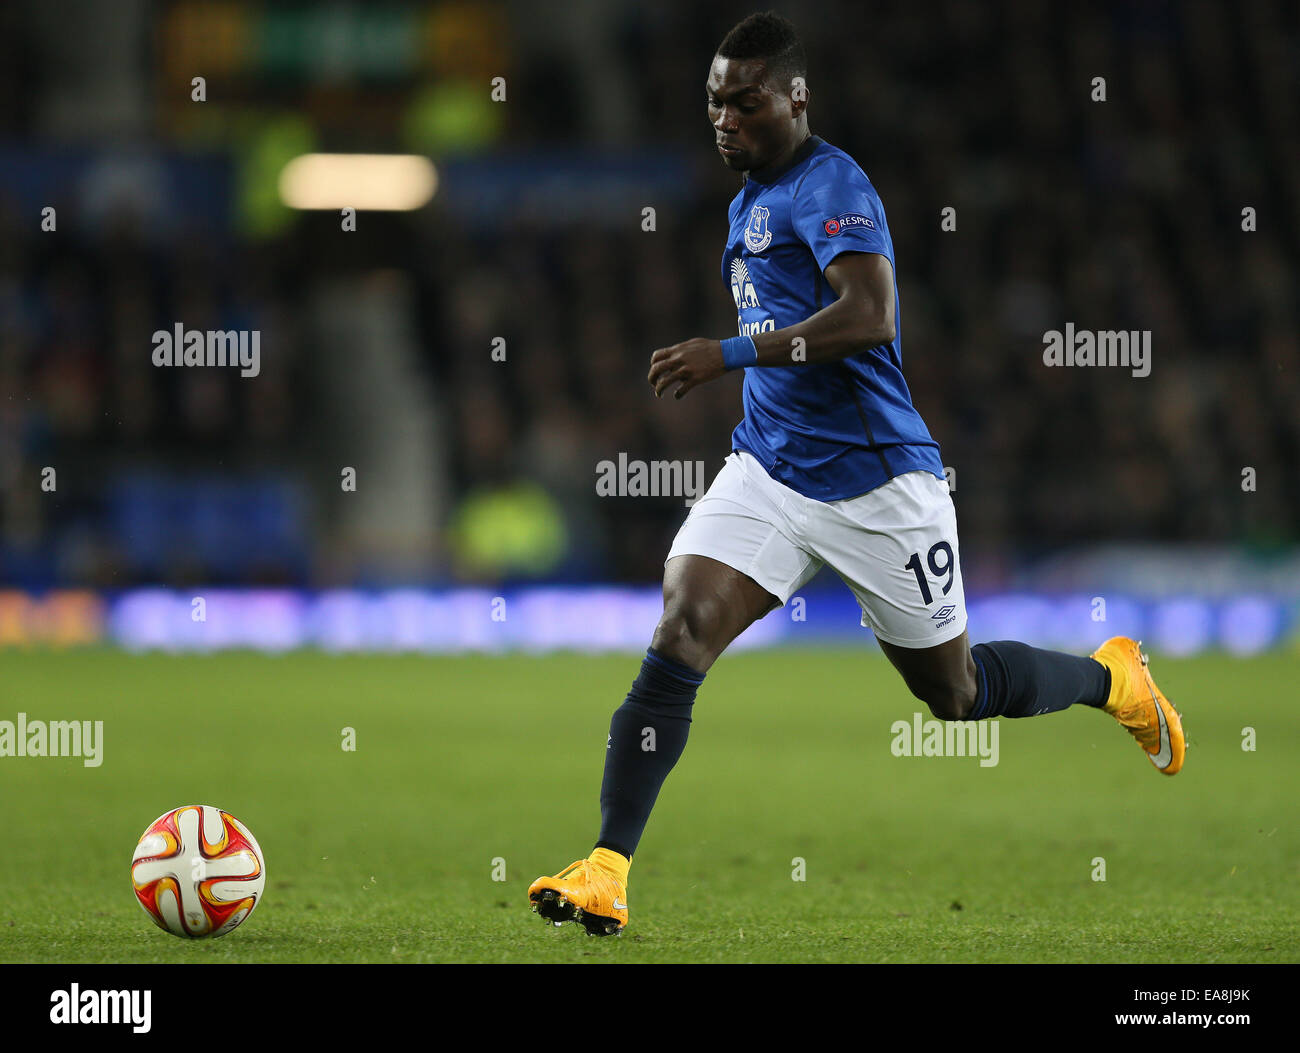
{"left": 790, "top": 158, "right": 892, "bottom": 273}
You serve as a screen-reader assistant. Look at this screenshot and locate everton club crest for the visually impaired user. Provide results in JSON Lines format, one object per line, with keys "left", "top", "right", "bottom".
{"left": 743, "top": 204, "right": 772, "bottom": 253}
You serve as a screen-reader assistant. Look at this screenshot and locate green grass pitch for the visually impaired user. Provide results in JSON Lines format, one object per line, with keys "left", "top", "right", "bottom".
{"left": 1, "top": 647, "right": 1296, "bottom": 963}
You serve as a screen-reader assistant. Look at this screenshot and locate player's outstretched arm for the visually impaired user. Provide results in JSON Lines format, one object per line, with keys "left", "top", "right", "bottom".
{"left": 646, "top": 251, "right": 895, "bottom": 400}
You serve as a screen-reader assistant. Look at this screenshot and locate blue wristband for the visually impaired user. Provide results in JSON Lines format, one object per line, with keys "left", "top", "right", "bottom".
{"left": 720, "top": 335, "right": 758, "bottom": 371}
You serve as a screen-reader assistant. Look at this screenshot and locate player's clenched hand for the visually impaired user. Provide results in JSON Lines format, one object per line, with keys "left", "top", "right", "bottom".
{"left": 648, "top": 338, "right": 726, "bottom": 400}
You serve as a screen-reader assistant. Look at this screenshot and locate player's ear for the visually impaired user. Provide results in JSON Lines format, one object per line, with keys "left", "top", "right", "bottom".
{"left": 790, "top": 75, "right": 809, "bottom": 118}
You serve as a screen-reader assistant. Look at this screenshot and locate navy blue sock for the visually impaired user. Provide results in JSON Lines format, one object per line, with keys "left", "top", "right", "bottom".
{"left": 968, "top": 641, "right": 1110, "bottom": 720}
{"left": 596, "top": 647, "right": 704, "bottom": 859}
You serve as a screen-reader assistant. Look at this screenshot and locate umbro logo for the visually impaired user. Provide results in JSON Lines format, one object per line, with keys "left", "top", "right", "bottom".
{"left": 931, "top": 605, "right": 956, "bottom": 620}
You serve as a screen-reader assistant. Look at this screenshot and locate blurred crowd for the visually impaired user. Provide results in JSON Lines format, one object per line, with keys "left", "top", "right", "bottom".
{"left": 1, "top": 0, "right": 1296, "bottom": 589}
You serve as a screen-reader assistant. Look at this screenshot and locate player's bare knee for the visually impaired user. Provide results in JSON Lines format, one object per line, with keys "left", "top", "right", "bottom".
{"left": 918, "top": 681, "right": 978, "bottom": 721}
{"left": 651, "top": 600, "right": 723, "bottom": 671}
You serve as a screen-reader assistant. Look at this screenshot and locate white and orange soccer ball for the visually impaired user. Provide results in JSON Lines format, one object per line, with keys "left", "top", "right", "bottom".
{"left": 131, "top": 805, "right": 266, "bottom": 938}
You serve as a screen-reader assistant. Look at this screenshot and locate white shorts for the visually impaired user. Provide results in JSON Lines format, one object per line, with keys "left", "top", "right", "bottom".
{"left": 665, "top": 450, "right": 968, "bottom": 648}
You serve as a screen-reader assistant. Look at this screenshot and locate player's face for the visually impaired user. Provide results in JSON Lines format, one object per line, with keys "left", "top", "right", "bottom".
{"left": 706, "top": 56, "right": 801, "bottom": 174}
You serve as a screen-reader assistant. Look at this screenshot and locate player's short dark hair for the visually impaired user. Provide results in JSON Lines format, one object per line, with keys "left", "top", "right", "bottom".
{"left": 716, "top": 11, "right": 807, "bottom": 93}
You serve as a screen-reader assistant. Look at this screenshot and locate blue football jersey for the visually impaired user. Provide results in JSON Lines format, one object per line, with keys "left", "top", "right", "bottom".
{"left": 723, "top": 135, "right": 945, "bottom": 501}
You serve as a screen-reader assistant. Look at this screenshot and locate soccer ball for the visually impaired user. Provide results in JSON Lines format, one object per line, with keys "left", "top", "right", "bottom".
{"left": 131, "top": 805, "right": 266, "bottom": 938}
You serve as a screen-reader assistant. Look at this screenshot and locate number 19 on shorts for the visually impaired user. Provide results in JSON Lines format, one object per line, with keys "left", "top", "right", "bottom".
{"left": 903, "top": 541, "right": 955, "bottom": 605}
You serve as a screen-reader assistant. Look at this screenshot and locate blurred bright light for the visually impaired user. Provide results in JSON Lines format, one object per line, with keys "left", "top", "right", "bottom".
{"left": 278, "top": 153, "right": 438, "bottom": 211}
{"left": 1151, "top": 597, "right": 1215, "bottom": 656}
{"left": 1219, "top": 595, "right": 1281, "bottom": 655}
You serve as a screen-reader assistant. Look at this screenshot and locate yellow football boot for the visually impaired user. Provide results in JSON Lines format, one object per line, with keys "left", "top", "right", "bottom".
{"left": 1091, "top": 636, "right": 1185, "bottom": 775}
{"left": 528, "top": 856, "right": 628, "bottom": 936}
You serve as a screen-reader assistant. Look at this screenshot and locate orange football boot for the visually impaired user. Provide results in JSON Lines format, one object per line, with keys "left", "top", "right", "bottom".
{"left": 528, "top": 857, "right": 627, "bottom": 936}
{"left": 1091, "top": 636, "right": 1186, "bottom": 775}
